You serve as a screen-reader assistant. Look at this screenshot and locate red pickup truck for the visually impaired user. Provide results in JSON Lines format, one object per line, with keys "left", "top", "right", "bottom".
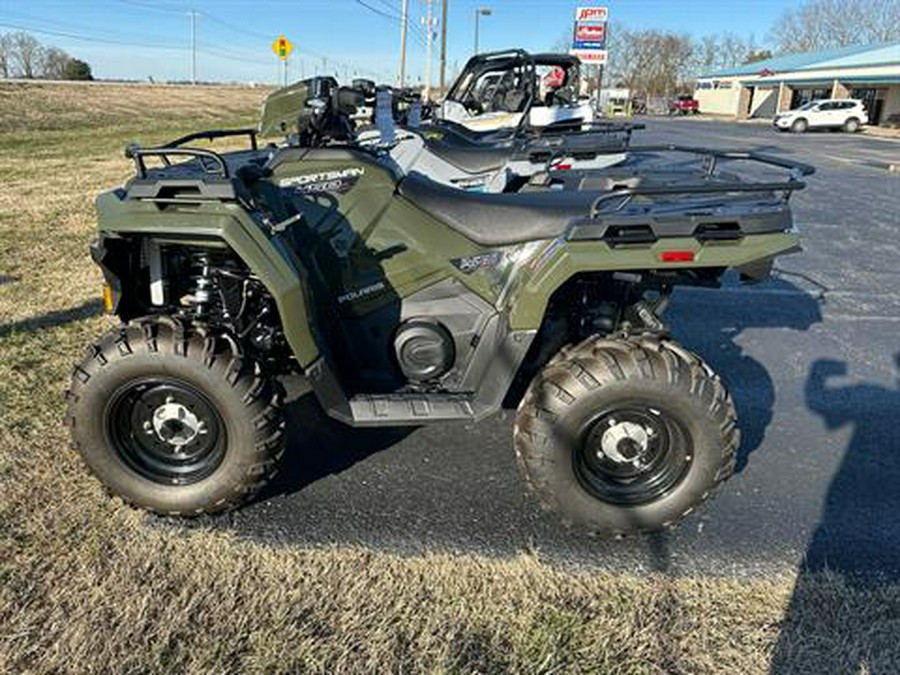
{"left": 669, "top": 94, "right": 700, "bottom": 115}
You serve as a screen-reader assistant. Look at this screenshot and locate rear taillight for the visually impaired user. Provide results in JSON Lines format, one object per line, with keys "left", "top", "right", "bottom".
{"left": 660, "top": 251, "right": 695, "bottom": 263}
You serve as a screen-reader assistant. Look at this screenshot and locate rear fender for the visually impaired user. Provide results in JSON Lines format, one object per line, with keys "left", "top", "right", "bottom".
{"left": 506, "top": 233, "right": 801, "bottom": 330}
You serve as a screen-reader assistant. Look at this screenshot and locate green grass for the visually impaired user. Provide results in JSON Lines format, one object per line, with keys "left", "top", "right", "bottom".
{"left": 0, "top": 81, "right": 898, "bottom": 674}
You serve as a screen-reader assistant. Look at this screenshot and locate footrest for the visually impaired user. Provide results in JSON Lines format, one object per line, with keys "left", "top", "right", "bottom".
{"left": 348, "top": 393, "right": 478, "bottom": 425}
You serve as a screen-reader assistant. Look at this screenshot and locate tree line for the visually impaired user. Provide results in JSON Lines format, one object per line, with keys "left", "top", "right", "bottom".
{"left": 0, "top": 32, "right": 93, "bottom": 80}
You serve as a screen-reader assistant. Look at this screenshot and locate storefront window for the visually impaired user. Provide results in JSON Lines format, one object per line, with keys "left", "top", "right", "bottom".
{"left": 790, "top": 87, "right": 831, "bottom": 109}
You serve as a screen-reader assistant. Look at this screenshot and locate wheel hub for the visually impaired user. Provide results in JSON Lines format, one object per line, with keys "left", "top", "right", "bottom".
{"left": 147, "top": 396, "right": 206, "bottom": 449}
{"left": 575, "top": 404, "right": 693, "bottom": 506}
{"left": 599, "top": 419, "right": 652, "bottom": 466}
{"left": 107, "top": 379, "right": 226, "bottom": 485}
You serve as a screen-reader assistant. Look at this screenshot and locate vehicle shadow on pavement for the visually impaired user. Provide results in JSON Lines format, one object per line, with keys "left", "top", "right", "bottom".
{"left": 770, "top": 354, "right": 900, "bottom": 674}
{"left": 669, "top": 276, "right": 823, "bottom": 473}
{"left": 258, "top": 395, "right": 418, "bottom": 500}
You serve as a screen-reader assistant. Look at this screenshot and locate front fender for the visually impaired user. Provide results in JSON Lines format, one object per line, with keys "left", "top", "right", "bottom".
{"left": 95, "top": 192, "right": 320, "bottom": 367}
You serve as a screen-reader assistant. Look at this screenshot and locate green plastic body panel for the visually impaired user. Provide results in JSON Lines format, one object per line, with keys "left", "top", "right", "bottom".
{"left": 95, "top": 192, "right": 320, "bottom": 366}
{"left": 258, "top": 80, "right": 312, "bottom": 138}
{"left": 504, "top": 233, "right": 801, "bottom": 329}
{"left": 95, "top": 145, "right": 801, "bottom": 373}
{"left": 267, "top": 151, "right": 502, "bottom": 304}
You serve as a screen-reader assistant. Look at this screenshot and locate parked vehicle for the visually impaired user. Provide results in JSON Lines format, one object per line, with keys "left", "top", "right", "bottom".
{"left": 261, "top": 76, "right": 639, "bottom": 193}
{"left": 669, "top": 95, "right": 700, "bottom": 115}
{"left": 434, "top": 50, "right": 597, "bottom": 133}
{"left": 774, "top": 99, "right": 869, "bottom": 133}
{"left": 66, "top": 106, "right": 815, "bottom": 537}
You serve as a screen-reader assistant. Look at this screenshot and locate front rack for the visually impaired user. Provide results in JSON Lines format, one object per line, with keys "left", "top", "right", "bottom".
{"left": 125, "top": 128, "right": 259, "bottom": 179}
{"left": 588, "top": 145, "right": 816, "bottom": 218}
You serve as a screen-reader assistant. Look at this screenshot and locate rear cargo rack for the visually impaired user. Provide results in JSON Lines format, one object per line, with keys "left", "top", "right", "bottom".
{"left": 588, "top": 146, "right": 815, "bottom": 218}
{"left": 124, "top": 128, "right": 259, "bottom": 179}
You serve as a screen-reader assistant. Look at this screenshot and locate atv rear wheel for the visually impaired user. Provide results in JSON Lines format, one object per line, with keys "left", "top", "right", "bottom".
{"left": 66, "top": 317, "right": 285, "bottom": 516}
{"left": 514, "top": 335, "right": 738, "bottom": 536}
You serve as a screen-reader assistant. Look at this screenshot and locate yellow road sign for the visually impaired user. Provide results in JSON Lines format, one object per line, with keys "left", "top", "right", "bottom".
{"left": 272, "top": 34, "right": 294, "bottom": 60}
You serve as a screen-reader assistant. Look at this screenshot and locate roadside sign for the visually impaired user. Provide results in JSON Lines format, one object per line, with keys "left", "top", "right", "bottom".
{"left": 576, "top": 24, "right": 605, "bottom": 43}
{"left": 576, "top": 6, "right": 608, "bottom": 23}
{"left": 571, "top": 6, "right": 608, "bottom": 64}
{"left": 272, "top": 34, "right": 294, "bottom": 61}
{"left": 571, "top": 49, "right": 608, "bottom": 64}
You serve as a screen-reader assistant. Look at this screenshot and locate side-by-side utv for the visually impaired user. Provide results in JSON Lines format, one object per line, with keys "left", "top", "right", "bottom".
{"left": 66, "top": 117, "right": 812, "bottom": 536}
{"left": 261, "top": 75, "right": 639, "bottom": 193}
{"left": 434, "top": 50, "right": 596, "bottom": 133}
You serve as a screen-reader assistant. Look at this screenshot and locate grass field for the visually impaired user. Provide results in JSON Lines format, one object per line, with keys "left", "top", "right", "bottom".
{"left": 1, "top": 81, "right": 898, "bottom": 674}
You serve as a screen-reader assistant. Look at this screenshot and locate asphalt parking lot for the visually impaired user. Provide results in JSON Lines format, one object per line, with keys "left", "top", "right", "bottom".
{"left": 210, "top": 119, "right": 900, "bottom": 579}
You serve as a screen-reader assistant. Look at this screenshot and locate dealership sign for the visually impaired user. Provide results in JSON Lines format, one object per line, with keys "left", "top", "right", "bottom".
{"left": 571, "top": 6, "right": 608, "bottom": 64}
{"left": 576, "top": 7, "right": 608, "bottom": 22}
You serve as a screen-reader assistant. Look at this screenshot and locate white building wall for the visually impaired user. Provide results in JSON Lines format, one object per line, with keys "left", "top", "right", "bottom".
{"left": 694, "top": 76, "right": 743, "bottom": 115}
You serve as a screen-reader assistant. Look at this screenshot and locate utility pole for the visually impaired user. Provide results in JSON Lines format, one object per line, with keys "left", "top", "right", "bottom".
{"left": 188, "top": 9, "right": 197, "bottom": 84}
{"left": 424, "top": 0, "right": 433, "bottom": 100}
{"left": 439, "top": 0, "right": 448, "bottom": 95}
{"left": 397, "top": 0, "right": 409, "bottom": 87}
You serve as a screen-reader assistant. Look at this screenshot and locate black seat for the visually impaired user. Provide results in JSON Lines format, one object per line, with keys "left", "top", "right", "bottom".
{"left": 421, "top": 120, "right": 517, "bottom": 147}
{"left": 398, "top": 171, "right": 597, "bottom": 246}
{"left": 425, "top": 143, "right": 513, "bottom": 174}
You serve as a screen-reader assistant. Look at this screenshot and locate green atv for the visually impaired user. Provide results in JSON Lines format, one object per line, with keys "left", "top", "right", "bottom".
{"left": 66, "top": 125, "right": 811, "bottom": 536}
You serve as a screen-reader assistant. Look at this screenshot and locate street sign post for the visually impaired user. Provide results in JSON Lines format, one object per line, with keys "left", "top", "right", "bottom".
{"left": 272, "top": 34, "right": 294, "bottom": 86}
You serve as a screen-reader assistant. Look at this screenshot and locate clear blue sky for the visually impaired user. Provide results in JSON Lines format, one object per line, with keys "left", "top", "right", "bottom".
{"left": 0, "top": 0, "right": 804, "bottom": 83}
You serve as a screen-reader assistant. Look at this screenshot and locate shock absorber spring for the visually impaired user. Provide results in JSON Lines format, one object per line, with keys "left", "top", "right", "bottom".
{"left": 187, "top": 252, "right": 213, "bottom": 319}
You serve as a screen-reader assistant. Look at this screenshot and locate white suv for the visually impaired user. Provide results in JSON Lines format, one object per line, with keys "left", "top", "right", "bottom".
{"left": 774, "top": 99, "right": 868, "bottom": 133}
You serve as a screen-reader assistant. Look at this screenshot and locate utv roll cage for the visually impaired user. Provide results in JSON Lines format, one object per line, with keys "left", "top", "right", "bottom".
{"left": 444, "top": 49, "right": 583, "bottom": 118}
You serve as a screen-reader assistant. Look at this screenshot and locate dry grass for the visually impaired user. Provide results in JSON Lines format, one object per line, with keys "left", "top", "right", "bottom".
{"left": 1, "top": 81, "right": 898, "bottom": 674}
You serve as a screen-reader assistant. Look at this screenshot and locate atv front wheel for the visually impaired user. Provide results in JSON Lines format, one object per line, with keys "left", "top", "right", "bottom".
{"left": 514, "top": 336, "right": 738, "bottom": 536}
{"left": 66, "top": 317, "right": 285, "bottom": 515}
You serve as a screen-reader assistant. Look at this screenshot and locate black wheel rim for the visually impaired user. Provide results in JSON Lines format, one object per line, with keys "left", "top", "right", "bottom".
{"left": 574, "top": 402, "right": 693, "bottom": 506}
{"left": 105, "top": 378, "right": 227, "bottom": 486}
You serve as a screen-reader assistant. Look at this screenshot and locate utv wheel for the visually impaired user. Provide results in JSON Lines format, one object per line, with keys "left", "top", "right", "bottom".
{"left": 65, "top": 317, "right": 285, "bottom": 515}
{"left": 843, "top": 117, "right": 860, "bottom": 133}
{"left": 514, "top": 335, "right": 739, "bottom": 537}
{"left": 791, "top": 118, "right": 808, "bottom": 133}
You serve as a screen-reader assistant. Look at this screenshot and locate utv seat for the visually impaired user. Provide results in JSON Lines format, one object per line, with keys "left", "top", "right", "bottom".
{"left": 425, "top": 143, "right": 513, "bottom": 175}
{"left": 398, "top": 171, "right": 597, "bottom": 246}
{"left": 422, "top": 121, "right": 517, "bottom": 147}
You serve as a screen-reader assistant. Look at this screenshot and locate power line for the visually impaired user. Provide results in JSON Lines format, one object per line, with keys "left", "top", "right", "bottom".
{"left": 0, "top": 21, "right": 182, "bottom": 50}
{"left": 351, "top": 0, "right": 428, "bottom": 47}
{"left": 1, "top": 6, "right": 393, "bottom": 82}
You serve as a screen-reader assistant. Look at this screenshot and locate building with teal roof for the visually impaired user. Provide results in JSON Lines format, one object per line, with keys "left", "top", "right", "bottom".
{"left": 694, "top": 42, "right": 900, "bottom": 126}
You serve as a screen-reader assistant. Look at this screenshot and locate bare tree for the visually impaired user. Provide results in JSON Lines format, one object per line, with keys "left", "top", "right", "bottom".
{"left": 0, "top": 33, "right": 13, "bottom": 78}
{"left": 42, "top": 47, "right": 70, "bottom": 80}
{"left": 605, "top": 28, "right": 694, "bottom": 98}
{"left": 0, "top": 31, "right": 84, "bottom": 79}
{"left": 772, "top": 0, "right": 900, "bottom": 54}
{"left": 10, "top": 32, "right": 45, "bottom": 79}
